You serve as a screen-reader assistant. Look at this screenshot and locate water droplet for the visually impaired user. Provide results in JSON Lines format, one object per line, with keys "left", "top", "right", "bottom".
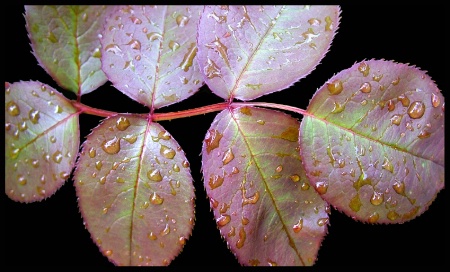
{"left": 243, "top": 191, "right": 260, "bottom": 205}
{"left": 387, "top": 210, "right": 399, "bottom": 221}
{"left": 370, "top": 191, "right": 384, "bottom": 206}
{"left": 182, "top": 160, "right": 190, "bottom": 168}
{"left": 222, "top": 148, "right": 234, "bottom": 165}
{"left": 49, "top": 135, "right": 57, "bottom": 143}
{"left": 52, "top": 151, "right": 63, "bottom": 163}
{"left": 176, "top": 14, "right": 189, "bottom": 27}
{"left": 99, "top": 176, "right": 106, "bottom": 184}
{"left": 387, "top": 100, "right": 395, "bottom": 111}
{"left": 31, "top": 159, "right": 39, "bottom": 168}
{"left": 150, "top": 192, "right": 164, "bottom": 205}
{"left": 317, "top": 218, "right": 329, "bottom": 226}
{"left": 95, "top": 161, "right": 103, "bottom": 170}
{"left": 349, "top": 193, "right": 362, "bottom": 212}
{"left": 169, "top": 40, "right": 180, "bottom": 51}
{"left": 293, "top": 218, "right": 303, "bottom": 233}
{"left": 60, "top": 171, "right": 70, "bottom": 179}
{"left": 88, "top": 147, "right": 96, "bottom": 158}
{"left": 28, "top": 109, "right": 40, "bottom": 124}
{"left": 148, "top": 232, "right": 157, "bottom": 240}
{"left": 382, "top": 157, "right": 394, "bottom": 173}
{"left": 18, "top": 121, "right": 27, "bottom": 131}
{"left": 158, "top": 131, "right": 171, "bottom": 140}
{"left": 390, "top": 114, "right": 403, "bottom": 126}
{"left": 236, "top": 227, "right": 246, "bottom": 249}
{"left": 102, "top": 137, "right": 121, "bottom": 154}
{"left": 418, "top": 130, "right": 431, "bottom": 139}
{"left": 127, "top": 39, "right": 141, "bottom": 50}
{"left": 147, "top": 169, "right": 163, "bottom": 182}
{"left": 372, "top": 73, "right": 383, "bottom": 82}
{"left": 327, "top": 79, "right": 343, "bottom": 95}
{"left": 407, "top": 101, "right": 425, "bottom": 119}
{"left": 6, "top": 101, "right": 20, "bottom": 116}
{"left": 116, "top": 177, "right": 125, "bottom": 183}
{"left": 160, "top": 145, "right": 176, "bottom": 159}
{"left": 178, "top": 236, "right": 186, "bottom": 246}
{"left": 209, "top": 174, "right": 224, "bottom": 190}
{"left": 105, "top": 250, "right": 113, "bottom": 256}
{"left": 204, "top": 129, "right": 223, "bottom": 154}
{"left": 331, "top": 101, "right": 345, "bottom": 114}
{"left": 217, "top": 214, "right": 231, "bottom": 227}
{"left": 315, "top": 181, "right": 328, "bottom": 194}
{"left": 105, "top": 44, "right": 122, "bottom": 54}
{"left": 18, "top": 175, "right": 27, "bottom": 185}
{"left": 358, "top": 62, "right": 370, "bottom": 77}
{"left": 116, "top": 116, "right": 130, "bottom": 131}
{"left": 359, "top": 82, "right": 371, "bottom": 93}
{"left": 204, "top": 57, "right": 221, "bottom": 78}
{"left": 431, "top": 93, "right": 440, "bottom": 108}
{"left": 130, "top": 15, "right": 142, "bottom": 24}
{"left": 368, "top": 212, "right": 379, "bottom": 223}
{"left": 397, "top": 94, "right": 410, "bottom": 107}
{"left": 123, "top": 134, "right": 137, "bottom": 144}
{"left": 36, "top": 186, "right": 46, "bottom": 196}
{"left": 392, "top": 180, "right": 406, "bottom": 195}
{"left": 179, "top": 43, "right": 197, "bottom": 72}
{"left": 290, "top": 174, "right": 300, "bottom": 182}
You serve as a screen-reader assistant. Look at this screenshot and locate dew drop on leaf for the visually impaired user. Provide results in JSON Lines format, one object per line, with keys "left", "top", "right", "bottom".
{"left": 222, "top": 148, "right": 234, "bottom": 165}
{"left": 293, "top": 218, "right": 303, "bottom": 233}
{"left": 407, "top": 101, "right": 426, "bottom": 119}
{"left": 116, "top": 116, "right": 130, "bottom": 131}
{"left": 160, "top": 145, "right": 176, "bottom": 159}
{"left": 359, "top": 82, "right": 371, "bottom": 93}
{"left": 52, "top": 150, "right": 63, "bottom": 163}
{"left": 370, "top": 191, "right": 384, "bottom": 206}
{"left": 327, "top": 79, "right": 343, "bottom": 95}
{"left": 28, "top": 109, "right": 40, "bottom": 124}
{"left": 216, "top": 214, "right": 231, "bottom": 227}
{"left": 6, "top": 101, "right": 20, "bottom": 116}
{"left": 150, "top": 192, "right": 164, "bottom": 205}
{"left": 88, "top": 147, "right": 96, "bottom": 158}
{"left": 147, "top": 169, "right": 163, "bottom": 182}
{"left": 101, "top": 136, "right": 121, "bottom": 154}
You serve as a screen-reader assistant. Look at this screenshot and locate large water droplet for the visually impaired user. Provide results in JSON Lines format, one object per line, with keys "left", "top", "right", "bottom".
{"left": 6, "top": 101, "right": 20, "bottom": 116}
{"left": 116, "top": 116, "right": 130, "bottom": 131}
{"left": 315, "top": 181, "right": 328, "bottom": 194}
{"left": 393, "top": 180, "right": 406, "bottom": 195}
{"left": 293, "top": 218, "right": 303, "bottom": 233}
{"left": 407, "top": 101, "right": 425, "bottom": 119}
{"left": 359, "top": 82, "right": 372, "bottom": 93}
{"left": 368, "top": 212, "right": 379, "bottom": 223}
{"left": 160, "top": 145, "right": 176, "bottom": 159}
{"left": 29, "top": 109, "right": 40, "bottom": 124}
{"left": 236, "top": 227, "right": 246, "bottom": 249}
{"left": 327, "top": 79, "right": 343, "bottom": 95}
{"left": 102, "top": 137, "right": 121, "bottom": 154}
{"left": 358, "top": 62, "right": 370, "bottom": 77}
{"left": 204, "top": 129, "right": 223, "bottom": 154}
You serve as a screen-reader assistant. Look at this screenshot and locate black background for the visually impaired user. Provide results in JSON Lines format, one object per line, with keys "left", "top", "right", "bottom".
{"left": 3, "top": 4, "right": 447, "bottom": 267}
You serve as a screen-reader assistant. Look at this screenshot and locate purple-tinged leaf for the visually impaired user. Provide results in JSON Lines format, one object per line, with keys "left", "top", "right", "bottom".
{"left": 197, "top": 5, "right": 340, "bottom": 101}
{"left": 73, "top": 114, "right": 195, "bottom": 266}
{"left": 5, "top": 81, "right": 80, "bottom": 202}
{"left": 201, "top": 106, "right": 329, "bottom": 266}
{"left": 25, "top": 6, "right": 110, "bottom": 95}
{"left": 299, "top": 59, "right": 445, "bottom": 224}
{"left": 101, "top": 5, "right": 204, "bottom": 109}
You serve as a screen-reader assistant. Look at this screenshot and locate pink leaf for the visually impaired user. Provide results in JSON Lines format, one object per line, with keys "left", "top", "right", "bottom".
{"left": 197, "top": 5, "right": 340, "bottom": 101}
{"left": 299, "top": 59, "right": 445, "bottom": 223}
{"left": 101, "top": 5, "right": 204, "bottom": 109}
{"left": 201, "top": 106, "right": 328, "bottom": 266}
{"left": 5, "top": 81, "right": 80, "bottom": 202}
{"left": 73, "top": 114, "right": 195, "bottom": 266}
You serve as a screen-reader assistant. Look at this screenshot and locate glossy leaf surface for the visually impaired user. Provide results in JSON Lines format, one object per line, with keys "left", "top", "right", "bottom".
{"left": 73, "top": 114, "right": 195, "bottom": 266}
{"left": 201, "top": 106, "right": 329, "bottom": 266}
{"left": 5, "top": 81, "right": 80, "bottom": 202}
{"left": 197, "top": 5, "right": 340, "bottom": 101}
{"left": 25, "top": 5, "right": 109, "bottom": 95}
{"left": 101, "top": 5, "right": 204, "bottom": 109}
{"left": 299, "top": 59, "right": 445, "bottom": 223}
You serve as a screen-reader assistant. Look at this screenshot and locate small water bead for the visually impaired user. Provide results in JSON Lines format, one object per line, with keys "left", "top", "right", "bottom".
{"left": 397, "top": 94, "right": 410, "bottom": 107}
{"left": 116, "top": 177, "right": 125, "bottom": 183}
{"left": 88, "top": 147, "right": 96, "bottom": 158}
{"left": 327, "top": 79, "right": 343, "bottom": 95}
{"left": 31, "top": 159, "right": 39, "bottom": 168}
{"left": 372, "top": 73, "right": 383, "bottom": 82}
{"left": 359, "top": 82, "right": 372, "bottom": 93}
{"left": 358, "top": 62, "right": 370, "bottom": 77}
{"left": 368, "top": 212, "right": 380, "bottom": 223}
{"left": 382, "top": 157, "right": 394, "bottom": 173}
{"left": 176, "top": 14, "right": 189, "bottom": 27}
{"left": 18, "top": 175, "right": 27, "bottom": 185}
{"left": 60, "top": 172, "right": 70, "bottom": 179}
{"left": 387, "top": 210, "right": 399, "bottom": 221}
{"left": 160, "top": 145, "right": 176, "bottom": 159}
{"left": 169, "top": 40, "right": 180, "bottom": 51}
{"left": 102, "top": 137, "right": 121, "bottom": 154}
{"left": 407, "top": 101, "right": 426, "bottom": 119}
{"left": 370, "top": 191, "right": 384, "bottom": 206}
{"left": 7, "top": 101, "right": 20, "bottom": 116}
{"left": 99, "top": 176, "right": 106, "bottom": 184}
{"left": 293, "top": 218, "right": 303, "bottom": 233}
{"left": 217, "top": 214, "right": 231, "bottom": 227}
{"left": 222, "top": 148, "right": 234, "bottom": 165}
{"left": 172, "top": 164, "right": 180, "bottom": 172}
{"left": 95, "top": 161, "right": 103, "bottom": 170}
{"left": 236, "top": 227, "right": 246, "bottom": 249}
{"left": 116, "top": 116, "right": 130, "bottom": 131}
{"left": 54, "top": 105, "right": 63, "bottom": 114}
{"left": 52, "top": 151, "right": 63, "bottom": 163}
{"left": 209, "top": 174, "right": 224, "bottom": 189}
{"left": 18, "top": 121, "right": 27, "bottom": 131}
{"left": 387, "top": 100, "right": 395, "bottom": 111}
{"left": 390, "top": 114, "right": 403, "bottom": 126}
{"left": 431, "top": 93, "right": 440, "bottom": 108}
{"left": 315, "top": 181, "right": 328, "bottom": 194}
{"left": 418, "top": 130, "right": 431, "bottom": 139}
{"left": 317, "top": 218, "right": 329, "bottom": 227}
{"left": 124, "top": 134, "right": 137, "bottom": 144}
{"left": 393, "top": 180, "right": 406, "bottom": 195}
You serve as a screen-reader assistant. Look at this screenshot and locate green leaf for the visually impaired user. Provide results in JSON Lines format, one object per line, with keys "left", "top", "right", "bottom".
{"left": 197, "top": 5, "right": 340, "bottom": 101}
{"left": 25, "top": 5, "right": 110, "bottom": 95}
{"left": 73, "top": 114, "right": 195, "bottom": 266}
{"left": 100, "top": 5, "right": 204, "bottom": 109}
{"left": 5, "top": 81, "right": 80, "bottom": 202}
{"left": 201, "top": 106, "right": 328, "bottom": 266}
{"left": 299, "top": 59, "right": 445, "bottom": 223}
